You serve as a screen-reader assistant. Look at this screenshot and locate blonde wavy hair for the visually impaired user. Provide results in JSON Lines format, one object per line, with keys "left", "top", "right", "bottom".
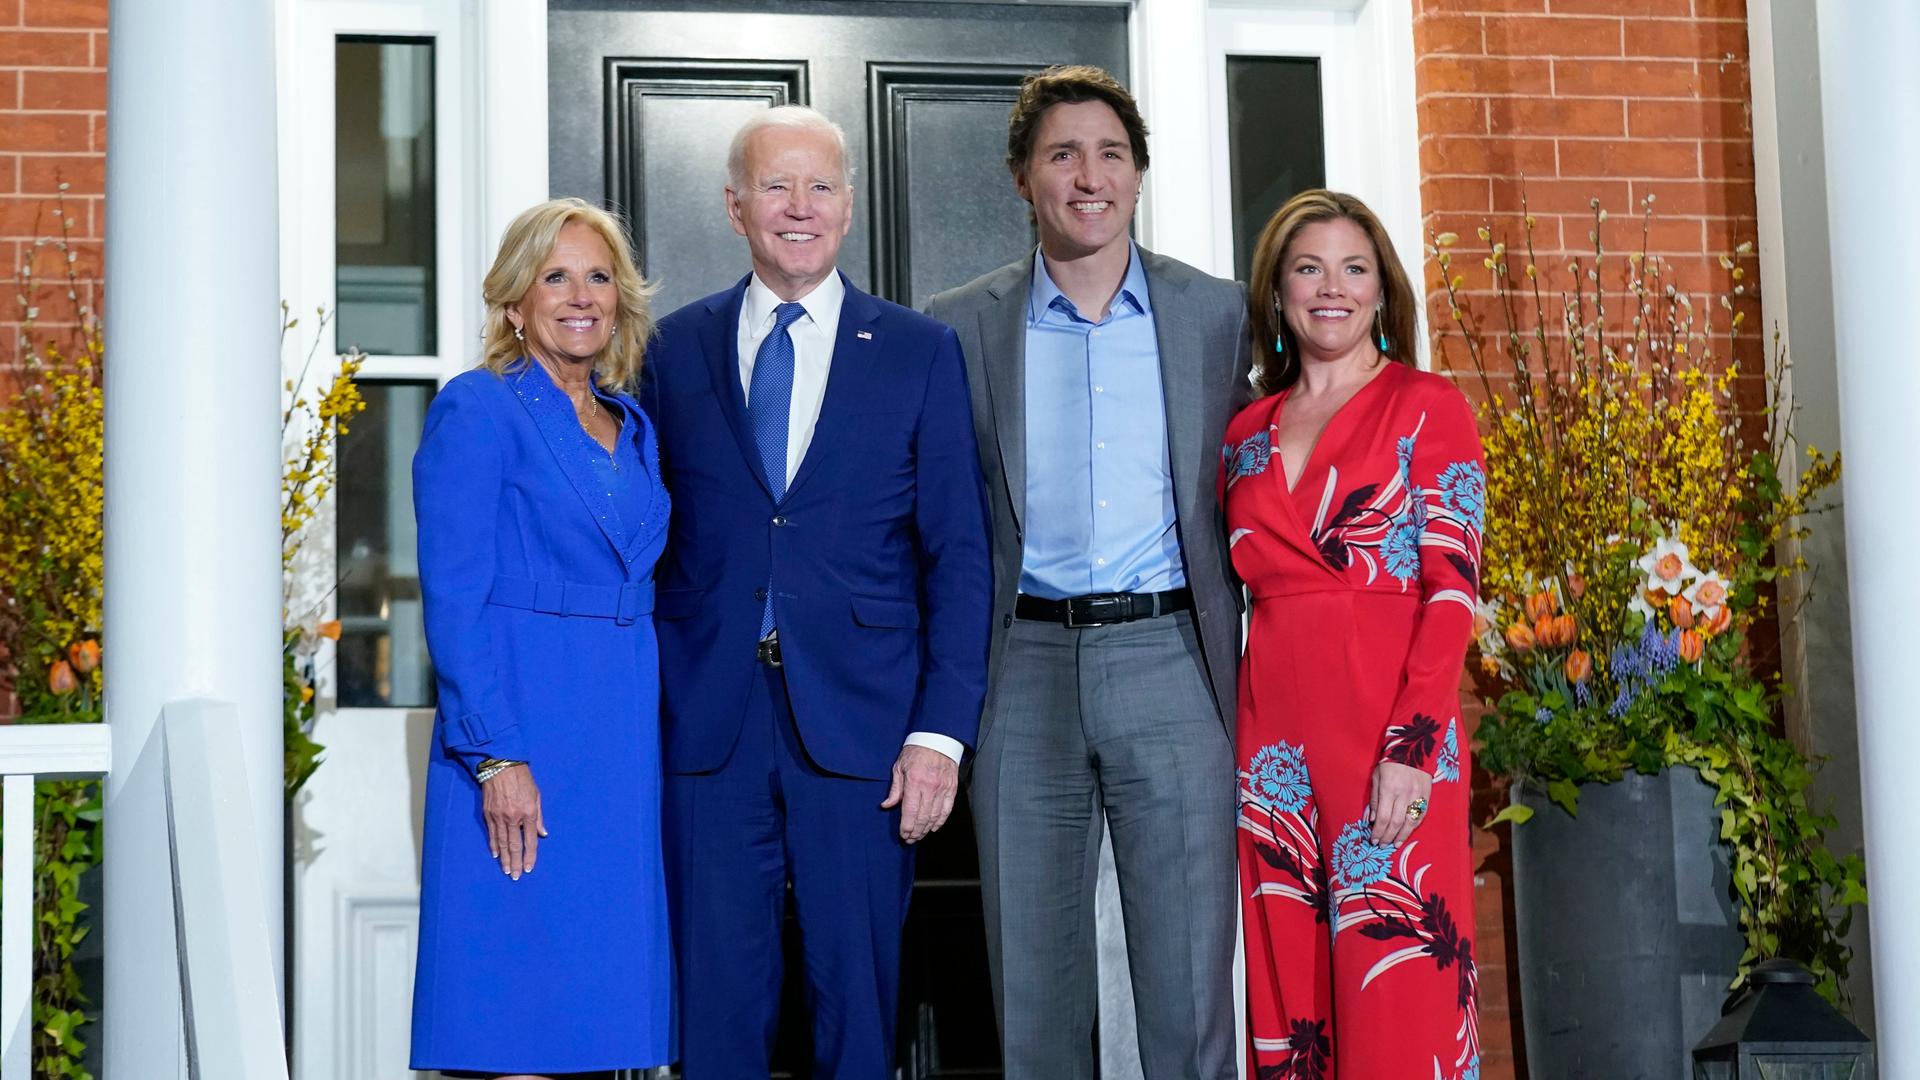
{"left": 480, "top": 198, "right": 657, "bottom": 390}
{"left": 1248, "top": 189, "right": 1419, "bottom": 397}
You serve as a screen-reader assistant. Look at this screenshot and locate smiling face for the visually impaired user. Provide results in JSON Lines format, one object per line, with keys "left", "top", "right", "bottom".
{"left": 1277, "top": 217, "right": 1385, "bottom": 362}
{"left": 1016, "top": 99, "right": 1141, "bottom": 262}
{"left": 726, "top": 125, "right": 853, "bottom": 301}
{"left": 507, "top": 220, "right": 618, "bottom": 367}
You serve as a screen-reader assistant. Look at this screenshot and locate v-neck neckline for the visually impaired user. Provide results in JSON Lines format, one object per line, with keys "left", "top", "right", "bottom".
{"left": 1273, "top": 361, "right": 1397, "bottom": 495}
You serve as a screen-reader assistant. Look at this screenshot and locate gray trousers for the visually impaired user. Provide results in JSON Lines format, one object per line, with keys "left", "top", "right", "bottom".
{"left": 971, "top": 610, "right": 1238, "bottom": 1080}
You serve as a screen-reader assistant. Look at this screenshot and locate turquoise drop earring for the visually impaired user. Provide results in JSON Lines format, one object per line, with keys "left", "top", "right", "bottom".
{"left": 1273, "top": 303, "right": 1286, "bottom": 355}
{"left": 1374, "top": 307, "right": 1390, "bottom": 354}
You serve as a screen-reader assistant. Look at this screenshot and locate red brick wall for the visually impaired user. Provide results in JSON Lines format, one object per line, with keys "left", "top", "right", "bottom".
{"left": 0, "top": 0, "right": 106, "bottom": 373}
{"left": 0, "top": 0, "right": 106, "bottom": 717}
{"left": 1413, "top": 3, "right": 1760, "bottom": 1078}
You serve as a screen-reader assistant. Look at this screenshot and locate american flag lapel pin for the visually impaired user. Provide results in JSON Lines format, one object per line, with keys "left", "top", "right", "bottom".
{"left": 857, "top": 330, "right": 873, "bottom": 340}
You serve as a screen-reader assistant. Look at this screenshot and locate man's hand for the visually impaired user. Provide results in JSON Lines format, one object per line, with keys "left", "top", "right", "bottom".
{"left": 881, "top": 744, "right": 959, "bottom": 844}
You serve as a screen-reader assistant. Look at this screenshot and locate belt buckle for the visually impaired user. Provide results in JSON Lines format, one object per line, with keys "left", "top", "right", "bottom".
{"left": 757, "top": 633, "right": 783, "bottom": 668}
{"left": 1065, "top": 594, "right": 1125, "bottom": 628}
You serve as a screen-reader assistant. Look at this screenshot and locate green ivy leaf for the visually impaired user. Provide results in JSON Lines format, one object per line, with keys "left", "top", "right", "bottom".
{"left": 1487, "top": 803, "right": 1535, "bottom": 828}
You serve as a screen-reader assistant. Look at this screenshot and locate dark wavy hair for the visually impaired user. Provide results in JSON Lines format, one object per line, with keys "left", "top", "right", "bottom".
{"left": 1248, "top": 189, "right": 1420, "bottom": 396}
{"left": 1006, "top": 65, "right": 1150, "bottom": 176}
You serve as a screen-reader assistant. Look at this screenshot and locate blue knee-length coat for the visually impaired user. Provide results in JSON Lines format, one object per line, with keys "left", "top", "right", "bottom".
{"left": 408, "top": 361, "right": 673, "bottom": 1073}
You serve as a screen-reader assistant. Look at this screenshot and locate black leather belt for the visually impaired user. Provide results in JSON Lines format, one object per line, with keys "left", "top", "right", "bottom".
{"left": 1015, "top": 588, "right": 1193, "bottom": 628}
{"left": 757, "top": 631, "right": 783, "bottom": 668}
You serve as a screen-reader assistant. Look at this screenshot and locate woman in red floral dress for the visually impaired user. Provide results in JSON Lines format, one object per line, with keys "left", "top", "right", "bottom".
{"left": 1220, "top": 190, "right": 1486, "bottom": 1080}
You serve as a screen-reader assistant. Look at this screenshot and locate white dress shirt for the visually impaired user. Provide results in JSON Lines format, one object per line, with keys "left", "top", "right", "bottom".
{"left": 737, "top": 272, "right": 964, "bottom": 766}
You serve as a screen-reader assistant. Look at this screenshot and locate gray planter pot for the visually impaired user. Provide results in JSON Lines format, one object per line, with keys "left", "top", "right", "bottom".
{"left": 1512, "top": 767, "right": 1744, "bottom": 1079}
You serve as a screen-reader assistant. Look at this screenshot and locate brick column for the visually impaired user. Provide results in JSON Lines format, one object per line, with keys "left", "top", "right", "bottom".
{"left": 1412, "top": 3, "right": 1761, "bottom": 1078}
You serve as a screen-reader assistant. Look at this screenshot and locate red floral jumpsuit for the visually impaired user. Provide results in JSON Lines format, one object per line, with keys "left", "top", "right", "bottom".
{"left": 1219, "top": 362, "right": 1486, "bottom": 1080}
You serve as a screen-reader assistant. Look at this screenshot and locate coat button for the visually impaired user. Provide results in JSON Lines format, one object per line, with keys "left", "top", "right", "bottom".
{"left": 1003, "top": 614, "right": 1013, "bottom": 628}
{"left": 772, "top": 515, "right": 789, "bottom": 527}
{"left": 755, "top": 588, "right": 769, "bottom": 601}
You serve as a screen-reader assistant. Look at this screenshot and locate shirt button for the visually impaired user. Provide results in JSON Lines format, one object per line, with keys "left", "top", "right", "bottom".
{"left": 1096, "top": 441, "right": 1106, "bottom": 449}
{"left": 1096, "top": 557, "right": 1107, "bottom": 566}
{"left": 1093, "top": 385, "right": 1104, "bottom": 393}
{"left": 1098, "top": 500, "right": 1108, "bottom": 508}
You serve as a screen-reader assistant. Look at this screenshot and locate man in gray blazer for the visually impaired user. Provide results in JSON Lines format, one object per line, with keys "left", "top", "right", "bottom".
{"left": 925, "top": 65, "right": 1250, "bottom": 1080}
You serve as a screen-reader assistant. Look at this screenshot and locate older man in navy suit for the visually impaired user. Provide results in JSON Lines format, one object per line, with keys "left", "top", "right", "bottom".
{"left": 641, "top": 105, "right": 992, "bottom": 1080}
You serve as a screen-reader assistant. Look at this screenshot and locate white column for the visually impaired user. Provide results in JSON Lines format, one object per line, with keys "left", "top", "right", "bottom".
{"left": 479, "top": 0, "right": 552, "bottom": 250}
{"left": 103, "top": 0, "right": 285, "bottom": 1072}
{"left": 1816, "top": 0, "right": 1920, "bottom": 1062}
{"left": 1131, "top": 0, "right": 1219, "bottom": 274}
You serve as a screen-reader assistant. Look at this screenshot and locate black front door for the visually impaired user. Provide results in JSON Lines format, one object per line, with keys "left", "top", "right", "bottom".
{"left": 547, "top": 3, "right": 1127, "bottom": 1076}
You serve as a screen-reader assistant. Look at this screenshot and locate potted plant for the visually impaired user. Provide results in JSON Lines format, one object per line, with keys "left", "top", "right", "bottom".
{"left": 1433, "top": 198, "right": 1865, "bottom": 1078}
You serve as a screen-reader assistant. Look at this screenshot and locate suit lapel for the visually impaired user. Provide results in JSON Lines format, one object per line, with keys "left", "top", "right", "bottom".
{"left": 505, "top": 362, "right": 625, "bottom": 559}
{"left": 787, "top": 273, "right": 881, "bottom": 498}
{"left": 1143, "top": 250, "right": 1204, "bottom": 526}
{"left": 979, "top": 263, "right": 1031, "bottom": 533}
{"left": 701, "top": 276, "right": 777, "bottom": 501}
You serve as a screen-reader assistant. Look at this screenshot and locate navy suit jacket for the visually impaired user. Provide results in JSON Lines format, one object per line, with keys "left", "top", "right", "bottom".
{"left": 641, "top": 273, "right": 992, "bottom": 780}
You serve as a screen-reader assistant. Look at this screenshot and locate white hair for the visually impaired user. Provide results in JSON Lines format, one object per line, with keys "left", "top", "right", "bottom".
{"left": 726, "top": 104, "right": 856, "bottom": 191}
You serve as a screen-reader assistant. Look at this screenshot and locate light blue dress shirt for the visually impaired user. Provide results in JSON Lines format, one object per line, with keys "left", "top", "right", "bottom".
{"left": 1020, "top": 245, "right": 1186, "bottom": 600}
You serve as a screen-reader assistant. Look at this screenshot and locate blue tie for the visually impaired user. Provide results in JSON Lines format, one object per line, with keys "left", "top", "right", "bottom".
{"left": 750, "top": 301, "right": 807, "bottom": 636}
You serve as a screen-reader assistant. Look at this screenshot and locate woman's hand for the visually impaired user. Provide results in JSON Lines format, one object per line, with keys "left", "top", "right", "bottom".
{"left": 482, "top": 765, "right": 547, "bottom": 880}
{"left": 1368, "top": 761, "right": 1432, "bottom": 847}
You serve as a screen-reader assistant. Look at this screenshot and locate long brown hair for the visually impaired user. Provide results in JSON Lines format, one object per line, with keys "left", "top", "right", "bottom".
{"left": 1248, "top": 189, "right": 1419, "bottom": 396}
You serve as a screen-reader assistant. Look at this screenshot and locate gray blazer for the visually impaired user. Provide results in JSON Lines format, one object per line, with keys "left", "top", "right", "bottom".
{"left": 926, "top": 247, "right": 1254, "bottom": 734}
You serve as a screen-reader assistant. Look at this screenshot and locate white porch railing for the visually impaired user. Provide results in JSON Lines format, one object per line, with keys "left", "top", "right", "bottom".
{"left": 0, "top": 705, "right": 289, "bottom": 1080}
{"left": 0, "top": 722, "right": 108, "bottom": 1079}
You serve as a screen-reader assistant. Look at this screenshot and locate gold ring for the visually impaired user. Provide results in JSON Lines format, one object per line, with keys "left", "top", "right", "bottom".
{"left": 1406, "top": 799, "right": 1428, "bottom": 820}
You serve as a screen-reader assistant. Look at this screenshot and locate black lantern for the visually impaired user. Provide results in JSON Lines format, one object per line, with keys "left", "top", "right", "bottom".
{"left": 1692, "top": 959, "right": 1875, "bottom": 1079}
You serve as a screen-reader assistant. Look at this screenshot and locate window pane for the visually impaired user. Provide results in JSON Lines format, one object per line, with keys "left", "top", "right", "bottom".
{"left": 1227, "top": 56, "right": 1325, "bottom": 285}
{"left": 336, "top": 37, "right": 437, "bottom": 356}
{"left": 336, "top": 381, "right": 436, "bottom": 708}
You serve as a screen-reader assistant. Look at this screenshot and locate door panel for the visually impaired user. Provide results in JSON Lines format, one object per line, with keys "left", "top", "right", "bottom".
{"left": 604, "top": 59, "right": 810, "bottom": 309}
{"left": 550, "top": 5, "right": 1127, "bottom": 1076}
{"left": 550, "top": 0, "right": 1127, "bottom": 307}
{"left": 868, "top": 63, "right": 1037, "bottom": 309}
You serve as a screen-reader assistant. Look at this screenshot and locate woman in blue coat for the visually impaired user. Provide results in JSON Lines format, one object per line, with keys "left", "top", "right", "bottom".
{"left": 409, "top": 198, "right": 672, "bottom": 1077}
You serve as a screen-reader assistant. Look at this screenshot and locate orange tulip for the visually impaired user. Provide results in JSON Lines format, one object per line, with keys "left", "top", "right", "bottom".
{"left": 1525, "top": 591, "right": 1557, "bottom": 623}
{"left": 317, "top": 619, "right": 342, "bottom": 641}
{"left": 1565, "top": 649, "right": 1593, "bottom": 684}
{"left": 1533, "top": 614, "right": 1556, "bottom": 647}
{"left": 1472, "top": 610, "right": 1493, "bottom": 638}
{"left": 1480, "top": 655, "right": 1503, "bottom": 677}
{"left": 67, "top": 639, "right": 100, "bottom": 674}
{"left": 1678, "top": 629, "right": 1704, "bottom": 663}
{"left": 47, "top": 660, "right": 78, "bottom": 696}
{"left": 1505, "top": 623, "right": 1537, "bottom": 653}
{"left": 1668, "top": 595, "right": 1695, "bottom": 629}
{"left": 1566, "top": 574, "right": 1587, "bottom": 599}
{"left": 1552, "top": 614, "right": 1578, "bottom": 647}
{"left": 1701, "top": 605, "right": 1733, "bottom": 637}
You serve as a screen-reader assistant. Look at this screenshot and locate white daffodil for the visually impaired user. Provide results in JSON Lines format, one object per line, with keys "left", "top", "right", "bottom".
{"left": 1628, "top": 590, "right": 1659, "bottom": 621}
{"left": 1683, "top": 570, "right": 1732, "bottom": 617}
{"left": 1635, "top": 536, "right": 1699, "bottom": 595}
{"left": 1473, "top": 597, "right": 1505, "bottom": 655}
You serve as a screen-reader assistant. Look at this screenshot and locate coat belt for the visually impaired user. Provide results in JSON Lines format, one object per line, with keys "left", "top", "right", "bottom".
{"left": 487, "top": 576, "right": 653, "bottom": 625}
